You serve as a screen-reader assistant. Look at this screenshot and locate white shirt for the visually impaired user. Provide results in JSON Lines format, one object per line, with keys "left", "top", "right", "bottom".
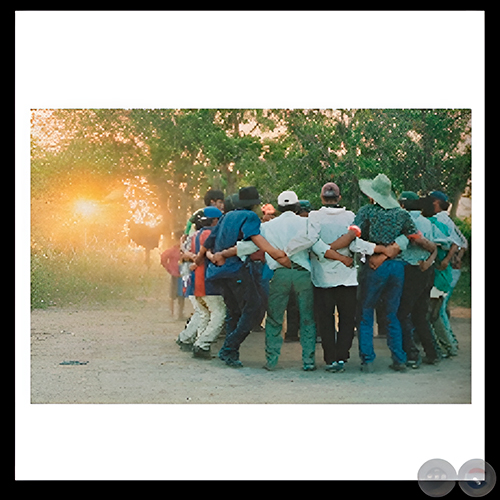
{"left": 288, "top": 206, "right": 376, "bottom": 288}
{"left": 435, "top": 211, "right": 468, "bottom": 249}
{"left": 259, "top": 211, "right": 312, "bottom": 271}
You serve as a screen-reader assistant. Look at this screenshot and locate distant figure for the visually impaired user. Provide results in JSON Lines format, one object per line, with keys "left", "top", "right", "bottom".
{"left": 160, "top": 231, "right": 186, "bottom": 320}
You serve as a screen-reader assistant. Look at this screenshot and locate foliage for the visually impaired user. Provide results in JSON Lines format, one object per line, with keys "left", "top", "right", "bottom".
{"left": 243, "top": 109, "right": 471, "bottom": 211}
{"left": 31, "top": 108, "right": 471, "bottom": 211}
{"left": 30, "top": 108, "right": 472, "bottom": 308}
{"left": 453, "top": 216, "right": 472, "bottom": 268}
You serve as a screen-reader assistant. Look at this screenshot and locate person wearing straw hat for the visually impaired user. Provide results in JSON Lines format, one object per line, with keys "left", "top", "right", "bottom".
{"left": 353, "top": 174, "right": 422, "bottom": 372}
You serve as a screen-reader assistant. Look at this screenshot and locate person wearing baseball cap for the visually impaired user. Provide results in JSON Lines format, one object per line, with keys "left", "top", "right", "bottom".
{"left": 301, "top": 181, "right": 396, "bottom": 373}
{"left": 395, "top": 191, "right": 445, "bottom": 367}
{"left": 297, "top": 200, "right": 312, "bottom": 217}
{"left": 428, "top": 189, "right": 468, "bottom": 357}
{"left": 193, "top": 186, "right": 290, "bottom": 368}
{"left": 258, "top": 189, "right": 318, "bottom": 371}
{"left": 176, "top": 206, "right": 225, "bottom": 359}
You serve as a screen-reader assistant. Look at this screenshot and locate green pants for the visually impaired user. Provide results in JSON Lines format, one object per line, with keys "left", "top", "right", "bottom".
{"left": 265, "top": 266, "right": 317, "bottom": 367}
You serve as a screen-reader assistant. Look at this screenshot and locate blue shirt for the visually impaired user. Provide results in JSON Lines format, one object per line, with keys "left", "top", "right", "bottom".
{"left": 204, "top": 208, "right": 261, "bottom": 280}
{"left": 185, "top": 226, "right": 219, "bottom": 296}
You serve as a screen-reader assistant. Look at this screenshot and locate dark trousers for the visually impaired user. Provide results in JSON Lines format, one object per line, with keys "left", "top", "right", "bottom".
{"left": 397, "top": 264, "right": 439, "bottom": 362}
{"left": 314, "top": 285, "right": 357, "bottom": 364}
{"left": 212, "top": 265, "right": 264, "bottom": 361}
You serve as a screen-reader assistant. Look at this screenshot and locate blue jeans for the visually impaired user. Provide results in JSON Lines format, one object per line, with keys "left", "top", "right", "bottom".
{"left": 358, "top": 260, "right": 407, "bottom": 365}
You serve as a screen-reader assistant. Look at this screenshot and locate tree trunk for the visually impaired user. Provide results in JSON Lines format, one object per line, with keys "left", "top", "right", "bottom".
{"left": 449, "top": 189, "right": 463, "bottom": 219}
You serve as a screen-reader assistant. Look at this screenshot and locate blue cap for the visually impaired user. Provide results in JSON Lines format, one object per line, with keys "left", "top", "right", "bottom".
{"left": 429, "top": 191, "right": 448, "bottom": 202}
{"left": 203, "top": 206, "right": 223, "bottom": 218}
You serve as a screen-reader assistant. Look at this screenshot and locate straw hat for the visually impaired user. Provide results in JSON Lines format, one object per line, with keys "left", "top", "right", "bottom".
{"left": 358, "top": 174, "right": 400, "bottom": 209}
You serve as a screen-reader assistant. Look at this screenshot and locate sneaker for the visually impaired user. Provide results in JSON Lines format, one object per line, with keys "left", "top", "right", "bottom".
{"left": 192, "top": 345, "right": 211, "bottom": 359}
{"left": 325, "top": 361, "right": 345, "bottom": 373}
{"left": 176, "top": 339, "right": 193, "bottom": 352}
{"left": 360, "top": 362, "right": 374, "bottom": 373}
{"left": 218, "top": 347, "right": 244, "bottom": 368}
{"left": 335, "top": 361, "right": 345, "bottom": 373}
{"left": 303, "top": 363, "right": 317, "bottom": 371}
{"left": 389, "top": 362, "right": 407, "bottom": 372}
{"left": 423, "top": 356, "right": 440, "bottom": 365}
{"left": 225, "top": 358, "right": 243, "bottom": 368}
{"left": 406, "top": 355, "right": 422, "bottom": 369}
{"left": 263, "top": 362, "right": 277, "bottom": 371}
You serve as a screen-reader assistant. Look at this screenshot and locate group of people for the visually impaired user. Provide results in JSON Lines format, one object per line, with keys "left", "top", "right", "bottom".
{"left": 160, "top": 173, "right": 468, "bottom": 373}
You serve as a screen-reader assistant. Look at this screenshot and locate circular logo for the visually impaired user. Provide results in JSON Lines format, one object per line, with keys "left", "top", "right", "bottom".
{"left": 458, "top": 460, "right": 496, "bottom": 497}
{"left": 418, "top": 459, "right": 457, "bottom": 498}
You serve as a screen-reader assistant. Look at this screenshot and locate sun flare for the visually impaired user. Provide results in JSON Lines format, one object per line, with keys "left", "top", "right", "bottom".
{"left": 73, "top": 199, "right": 100, "bottom": 218}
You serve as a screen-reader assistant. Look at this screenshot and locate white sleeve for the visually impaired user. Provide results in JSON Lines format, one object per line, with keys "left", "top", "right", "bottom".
{"left": 236, "top": 240, "right": 259, "bottom": 258}
{"left": 348, "top": 237, "right": 376, "bottom": 255}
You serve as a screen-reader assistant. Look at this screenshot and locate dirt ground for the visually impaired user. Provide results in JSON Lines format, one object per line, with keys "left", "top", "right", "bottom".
{"left": 29, "top": 297, "right": 472, "bottom": 405}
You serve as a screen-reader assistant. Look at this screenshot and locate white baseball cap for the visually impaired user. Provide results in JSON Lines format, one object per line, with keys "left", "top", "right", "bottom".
{"left": 277, "top": 190, "right": 299, "bottom": 206}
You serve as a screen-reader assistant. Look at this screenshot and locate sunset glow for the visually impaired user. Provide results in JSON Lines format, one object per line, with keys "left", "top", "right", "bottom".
{"left": 73, "top": 199, "right": 100, "bottom": 218}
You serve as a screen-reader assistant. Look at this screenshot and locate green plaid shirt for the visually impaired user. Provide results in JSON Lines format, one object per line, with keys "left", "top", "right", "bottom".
{"left": 353, "top": 204, "right": 418, "bottom": 246}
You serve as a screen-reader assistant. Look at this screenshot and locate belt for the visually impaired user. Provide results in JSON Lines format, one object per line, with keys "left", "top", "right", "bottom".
{"left": 290, "top": 261, "right": 307, "bottom": 271}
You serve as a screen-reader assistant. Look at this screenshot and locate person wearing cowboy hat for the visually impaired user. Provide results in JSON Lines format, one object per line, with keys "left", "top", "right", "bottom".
{"left": 194, "top": 186, "right": 290, "bottom": 368}
{"left": 352, "top": 174, "right": 424, "bottom": 372}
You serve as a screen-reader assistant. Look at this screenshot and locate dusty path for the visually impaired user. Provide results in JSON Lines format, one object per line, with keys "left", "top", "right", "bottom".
{"left": 30, "top": 298, "right": 471, "bottom": 404}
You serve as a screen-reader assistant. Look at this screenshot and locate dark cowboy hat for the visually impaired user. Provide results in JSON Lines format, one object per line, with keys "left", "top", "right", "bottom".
{"left": 235, "top": 186, "right": 261, "bottom": 208}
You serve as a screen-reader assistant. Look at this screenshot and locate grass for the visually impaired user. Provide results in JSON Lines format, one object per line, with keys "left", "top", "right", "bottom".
{"left": 31, "top": 245, "right": 472, "bottom": 310}
{"left": 31, "top": 245, "right": 169, "bottom": 309}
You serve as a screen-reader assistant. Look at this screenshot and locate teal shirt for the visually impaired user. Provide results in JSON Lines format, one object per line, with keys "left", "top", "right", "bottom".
{"left": 400, "top": 211, "right": 450, "bottom": 266}
{"left": 428, "top": 216, "right": 454, "bottom": 292}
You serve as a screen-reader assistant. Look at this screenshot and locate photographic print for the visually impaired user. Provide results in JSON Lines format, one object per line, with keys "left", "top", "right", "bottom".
{"left": 30, "top": 108, "right": 472, "bottom": 404}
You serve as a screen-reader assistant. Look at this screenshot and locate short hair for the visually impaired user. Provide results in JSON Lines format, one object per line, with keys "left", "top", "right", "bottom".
{"left": 400, "top": 198, "right": 421, "bottom": 211}
{"left": 436, "top": 198, "right": 450, "bottom": 211}
{"left": 420, "top": 196, "right": 436, "bottom": 218}
{"left": 322, "top": 194, "right": 340, "bottom": 204}
{"left": 278, "top": 203, "right": 299, "bottom": 214}
{"left": 204, "top": 189, "right": 224, "bottom": 206}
